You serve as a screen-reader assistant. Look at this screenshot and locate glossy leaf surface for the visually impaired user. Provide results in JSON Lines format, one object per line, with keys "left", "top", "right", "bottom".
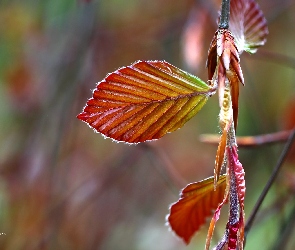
{"left": 77, "top": 60, "right": 214, "bottom": 143}
{"left": 229, "top": 0, "right": 268, "bottom": 54}
{"left": 167, "top": 175, "right": 227, "bottom": 244}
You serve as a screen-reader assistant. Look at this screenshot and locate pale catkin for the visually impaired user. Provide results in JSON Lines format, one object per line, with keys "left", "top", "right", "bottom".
{"left": 219, "top": 86, "right": 232, "bottom": 131}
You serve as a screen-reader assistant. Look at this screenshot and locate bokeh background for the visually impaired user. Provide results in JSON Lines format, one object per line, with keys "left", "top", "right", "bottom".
{"left": 0, "top": 0, "right": 295, "bottom": 249}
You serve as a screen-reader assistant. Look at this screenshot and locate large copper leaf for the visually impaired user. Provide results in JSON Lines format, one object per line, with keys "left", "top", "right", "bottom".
{"left": 77, "top": 60, "right": 214, "bottom": 143}
{"left": 167, "top": 175, "right": 227, "bottom": 244}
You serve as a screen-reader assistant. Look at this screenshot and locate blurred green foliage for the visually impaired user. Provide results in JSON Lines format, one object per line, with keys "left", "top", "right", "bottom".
{"left": 0, "top": 0, "right": 294, "bottom": 249}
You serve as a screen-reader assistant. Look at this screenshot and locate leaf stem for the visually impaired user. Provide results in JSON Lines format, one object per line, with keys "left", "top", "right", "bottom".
{"left": 219, "top": 0, "right": 231, "bottom": 29}
{"left": 244, "top": 129, "right": 295, "bottom": 240}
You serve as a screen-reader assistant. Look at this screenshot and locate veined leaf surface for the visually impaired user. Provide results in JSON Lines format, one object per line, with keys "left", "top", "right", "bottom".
{"left": 167, "top": 175, "right": 227, "bottom": 244}
{"left": 77, "top": 60, "right": 214, "bottom": 143}
{"left": 229, "top": 0, "right": 268, "bottom": 54}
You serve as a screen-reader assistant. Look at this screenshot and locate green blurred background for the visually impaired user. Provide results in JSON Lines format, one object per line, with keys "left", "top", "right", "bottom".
{"left": 0, "top": 0, "right": 294, "bottom": 249}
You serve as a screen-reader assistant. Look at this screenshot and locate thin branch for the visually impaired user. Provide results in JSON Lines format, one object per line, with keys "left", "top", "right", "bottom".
{"left": 200, "top": 130, "right": 292, "bottom": 147}
{"left": 244, "top": 129, "right": 295, "bottom": 240}
{"left": 219, "top": 0, "right": 231, "bottom": 29}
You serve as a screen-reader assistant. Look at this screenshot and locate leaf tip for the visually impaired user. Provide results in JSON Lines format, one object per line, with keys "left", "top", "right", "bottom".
{"left": 77, "top": 112, "right": 88, "bottom": 121}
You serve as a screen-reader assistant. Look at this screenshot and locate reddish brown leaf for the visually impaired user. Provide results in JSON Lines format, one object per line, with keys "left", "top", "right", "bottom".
{"left": 167, "top": 175, "right": 227, "bottom": 244}
{"left": 229, "top": 0, "right": 268, "bottom": 54}
{"left": 78, "top": 60, "right": 214, "bottom": 143}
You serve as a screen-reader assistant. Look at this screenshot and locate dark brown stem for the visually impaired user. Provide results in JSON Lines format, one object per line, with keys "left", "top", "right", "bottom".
{"left": 219, "top": 0, "right": 231, "bottom": 29}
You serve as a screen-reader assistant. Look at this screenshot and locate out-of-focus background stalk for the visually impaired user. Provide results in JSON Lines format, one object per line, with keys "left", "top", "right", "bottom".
{"left": 0, "top": 0, "right": 294, "bottom": 249}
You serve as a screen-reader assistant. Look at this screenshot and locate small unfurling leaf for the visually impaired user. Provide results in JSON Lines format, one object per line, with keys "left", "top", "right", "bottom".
{"left": 229, "top": 0, "right": 268, "bottom": 54}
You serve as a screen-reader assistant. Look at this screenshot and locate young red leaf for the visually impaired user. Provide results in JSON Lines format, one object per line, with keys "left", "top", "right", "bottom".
{"left": 229, "top": 0, "right": 268, "bottom": 54}
{"left": 228, "top": 145, "right": 246, "bottom": 248}
{"left": 77, "top": 60, "right": 214, "bottom": 143}
{"left": 228, "top": 146, "right": 245, "bottom": 206}
{"left": 167, "top": 175, "right": 227, "bottom": 244}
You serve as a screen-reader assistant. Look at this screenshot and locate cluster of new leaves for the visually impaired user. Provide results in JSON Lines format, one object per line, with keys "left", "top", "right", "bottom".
{"left": 168, "top": 0, "right": 267, "bottom": 248}
{"left": 77, "top": 0, "right": 268, "bottom": 249}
